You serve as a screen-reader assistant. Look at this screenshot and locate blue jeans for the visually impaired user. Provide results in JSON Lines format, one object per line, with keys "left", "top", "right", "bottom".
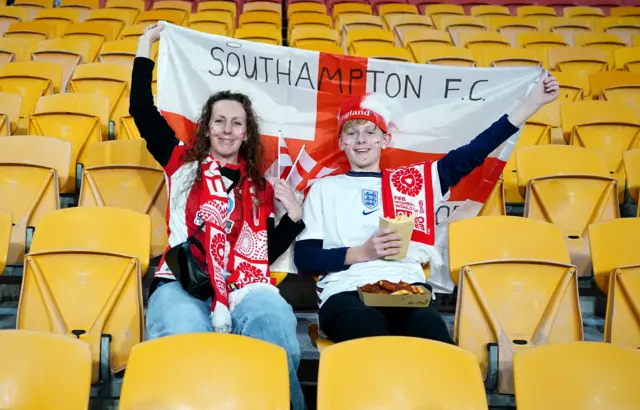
{"left": 146, "top": 281, "right": 305, "bottom": 410}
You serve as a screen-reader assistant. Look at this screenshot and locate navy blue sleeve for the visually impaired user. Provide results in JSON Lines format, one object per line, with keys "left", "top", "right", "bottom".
{"left": 294, "top": 239, "right": 350, "bottom": 274}
{"left": 437, "top": 114, "right": 519, "bottom": 195}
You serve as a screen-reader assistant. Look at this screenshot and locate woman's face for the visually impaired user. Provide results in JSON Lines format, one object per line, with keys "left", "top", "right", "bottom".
{"left": 208, "top": 99, "right": 247, "bottom": 163}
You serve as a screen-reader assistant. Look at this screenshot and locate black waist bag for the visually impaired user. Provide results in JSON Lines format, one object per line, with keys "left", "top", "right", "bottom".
{"left": 164, "top": 225, "right": 213, "bottom": 301}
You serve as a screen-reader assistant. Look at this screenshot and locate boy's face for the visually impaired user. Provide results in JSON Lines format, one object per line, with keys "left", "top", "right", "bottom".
{"left": 339, "top": 120, "right": 391, "bottom": 172}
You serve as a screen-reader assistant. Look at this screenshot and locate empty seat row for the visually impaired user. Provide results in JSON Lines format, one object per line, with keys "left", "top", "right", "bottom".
{"left": 3, "top": 330, "right": 639, "bottom": 409}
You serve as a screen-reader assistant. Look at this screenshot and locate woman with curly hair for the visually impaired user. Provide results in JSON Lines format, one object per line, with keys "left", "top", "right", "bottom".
{"left": 131, "top": 24, "right": 306, "bottom": 410}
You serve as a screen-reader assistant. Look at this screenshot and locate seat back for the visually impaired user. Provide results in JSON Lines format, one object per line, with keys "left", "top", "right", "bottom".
{"left": 239, "top": 11, "right": 282, "bottom": 28}
{"left": 5, "top": 21, "right": 57, "bottom": 45}
{"left": 471, "top": 5, "right": 511, "bottom": 17}
{"left": 63, "top": 22, "right": 115, "bottom": 62}
{"left": 79, "top": 140, "right": 166, "bottom": 258}
{"left": 33, "top": 8, "right": 81, "bottom": 36}
{"left": 439, "top": 15, "right": 487, "bottom": 46}
{"left": 542, "top": 17, "right": 594, "bottom": 46}
{"left": 154, "top": 0, "right": 194, "bottom": 13}
{"left": 0, "top": 330, "right": 92, "bottom": 409}
{"left": 517, "top": 32, "right": 568, "bottom": 53}
{"left": 460, "top": 31, "right": 510, "bottom": 50}
{"left": 402, "top": 28, "right": 452, "bottom": 48}
{"left": 0, "top": 38, "right": 28, "bottom": 68}
{"left": 477, "top": 177, "right": 506, "bottom": 216}
{"left": 198, "top": 0, "right": 237, "bottom": 22}
{"left": 29, "top": 93, "right": 110, "bottom": 193}
{"left": 481, "top": 47, "right": 544, "bottom": 67}
{"left": 106, "top": 0, "right": 144, "bottom": 23}
{"left": 564, "top": 6, "right": 604, "bottom": 17}
{"left": 0, "top": 210, "right": 11, "bottom": 273}
{"left": 31, "top": 38, "right": 91, "bottom": 92}
{"left": 414, "top": 44, "right": 477, "bottom": 66}
{"left": 548, "top": 46, "right": 610, "bottom": 73}
{"left": 448, "top": 216, "right": 580, "bottom": 394}
{"left": 68, "top": 62, "right": 132, "bottom": 122}
{"left": 517, "top": 145, "right": 619, "bottom": 276}
{"left": 18, "top": 207, "right": 149, "bottom": 382}
{"left": 188, "top": 11, "right": 234, "bottom": 36}
{"left": 119, "top": 333, "right": 290, "bottom": 409}
{"left": 385, "top": 14, "right": 433, "bottom": 45}
{"left": 0, "top": 6, "right": 31, "bottom": 38}
{"left": 235, "top": 26, "right": 282, "bottom": 45}
{"left": 97, "top": 39, "right": 137, "bottom": 65}
{"left": 513, "top": 342, "right": 640, "bottom": 410}
{"left": 614, "top": 46, "right": 640, "bottom": 72}
{"left": 0, "top": 91, "right": 22, "bottom": 136}
{"left": 59, "top": 0, "right": 101, "bottom": 21}
{"left": 85, "top": 8, "right": 133, "bottom": 39}
{"left": 0, "top": 136, "right": 71, "bottom": 265}
{"left": 489, "top": 16, "right": 540, "bottom": 46}
{"left": 290, "top": 26, "right": 339, "bottom": 47}
{"left": 352, "top": 43, "right": 414, "bottom": 61}
{"left": 561, "top": 100, "right": 640, "bottom": 200}
{"left": 135, "top": 9, "right": 188, "bottom": 25}
{"left": 623, "top": 149, "right": 640, "bottom": 207}
{"left": 13, "top": 0, "right": 52, "bottom": 20}
{"left": 317, "top": 337, "right": 488, "bottom": 410}
{"left": 574, "top": 32, "right": 627, "bottom": 51}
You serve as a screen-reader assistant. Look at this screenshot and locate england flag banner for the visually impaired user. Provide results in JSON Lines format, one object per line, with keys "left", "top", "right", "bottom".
{"left": 156, "top": 23, "right": 542, "bottom": 293}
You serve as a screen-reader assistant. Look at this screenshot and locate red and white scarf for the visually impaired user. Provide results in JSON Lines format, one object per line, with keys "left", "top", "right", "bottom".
{"left": 381, "top": 162, "right": 443, "bottom": 268}
{"left": 199, "top": 156, "right": 276, "bottom": 332}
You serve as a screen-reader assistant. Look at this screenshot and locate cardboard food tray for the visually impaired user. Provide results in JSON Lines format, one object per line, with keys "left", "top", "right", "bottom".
{"left": 358, "top": 286, "right": 432, "bottom": 308}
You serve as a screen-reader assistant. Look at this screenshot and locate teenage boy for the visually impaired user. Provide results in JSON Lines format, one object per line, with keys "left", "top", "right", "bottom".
{"left": 294, "top": 75, "right": 559, "bottom": 343}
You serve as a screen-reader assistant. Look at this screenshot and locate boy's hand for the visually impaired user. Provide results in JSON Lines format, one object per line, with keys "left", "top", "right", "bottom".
{"left": 350, "top": 228, "right": 401, "bottom": 263}
{"left": 274, "top": 179, "right": 302, "bottom": 222}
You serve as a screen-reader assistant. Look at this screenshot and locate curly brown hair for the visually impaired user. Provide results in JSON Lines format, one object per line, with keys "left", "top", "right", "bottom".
{"left": 183, "top": 91, "right": 266, "bottom": 195}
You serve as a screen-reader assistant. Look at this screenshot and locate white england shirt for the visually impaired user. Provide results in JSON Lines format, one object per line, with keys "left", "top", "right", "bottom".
{"left": 298, "top": 162, "right": 448, "bottom": 307}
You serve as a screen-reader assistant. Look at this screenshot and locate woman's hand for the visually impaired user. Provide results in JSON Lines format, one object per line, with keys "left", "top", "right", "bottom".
{"left": 508, "top": 73, "right": 560, "bottom": 127}
{"left": 135, "top": 23, "right": 164, "bottom": 59}
{"left": 274, "top": 179, "right": 302, "bottom": 222}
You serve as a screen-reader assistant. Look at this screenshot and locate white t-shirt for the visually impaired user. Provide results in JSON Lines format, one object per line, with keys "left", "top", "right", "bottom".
{"left": 297, "top": 162, "right": 448, "bottom": 307}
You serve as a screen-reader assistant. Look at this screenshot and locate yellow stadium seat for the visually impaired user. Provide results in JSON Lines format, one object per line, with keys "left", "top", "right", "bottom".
{"left": 85, "top": 8, "right": 134, "bottom": 39}
{"left": 114, "top": 97, "right": 142, "bottom": 140}
{"left": 598, "top": 17, "right": 640, "bottom": 47}
{"left": 548, "top": 46, "right": 610, "bottom": 73}
{"left": 461, "top": 31, "right": 510, "bottom": 50}
{"left": 517, "top": 32, "right": 568, "bottom": 54}
{"left": 78, "top": 140, "right": 166, "bottom": 258}
{"left": 29, "top": 93, "right": 110, "bottom": 193}
{"left": 333, "top": 2, "right": 372, "bottom": 20}
{"left": 154, "top": 0, "right": 193, "bottom": 13}
{"left": 0, "top": 6, "right": 30, "bottom": 38}
{"left": 488, "top": 16, "right": 540, "bottom": 47}
{"left": 119, "top": 23, "right": 149, "bottom": 40}
{"left": 135, "top": 9, "right": 188, "bottom": 26}
{"left": 0, "top": 330, "right": 92, "bottom": 409}
{"left": 549, "top": 70, "right": 588, "bottom": 110}
{"left": 414, "top": 44, "right": 477, "bottom": 66}
{"left": 346, "top": 27, "right": 393, "bottom": 55}
{"left": 471, "top": 5, "right": 510, "bottom": 17}
{"left": 290, "top": 26, "right": 339, "bottom": 48}
{"left": 63, "top": 22, "right": 115, "bottom": 62}
{"left": 503, "top": 105, "right": 559, "bottom": 203}
{"left": 562, "top": 100, "right": 640, "bottom": 202}
{"left": 189, "top": 11, "right": 234, "bottom": 37}
{"left": 68, "top": 62, "right": 131, "bottom": 137}
{"left": 448, "top": 215, "right": 580, "bottom": 394}
{"left": 59, "top": 0, "right": 101, "bottom": 21}
{"left": 198, "top": 1, "right": 237, "bottom": 23}
{"left": 318, "top": 337, "right": 488, "bottom": 410}
{"left": 0, "top": 91, "right": 22, "bottom": 136}
{"left": 243, "top": 1, "right": 281, "bottom": 15}
{"left": 105, "top": 0, "right": 145, "bottom": 23}
{"left": 610, "top": 6, "right": 640, "bottom": 18}
{"left": 589, "top": 218, "right": 640, "bottom": 344}
{"left": 337, "top": 14, "right": 382, "bottom": 37}
{"left": 517, "top": 5, "right": 556, "bottom": 17}
{"left": 13, "top": 0, "right": 52, "bottom": 21}
{"left": 624, "top": 149, "right": 640, "bottom": 212}
{"left": 4, "top": 21, "right": 56, "bottom": 49}
{"left": 513, "top": 342, "right": 640, "bottom": 410}
{"left": 564, "top": 6, "right": 605, "bottom": 18}
{"left": 0, "top": 210, "right": 10, "bottom": 272}
{"left": 288, "top": 2, "right": 327, "bottom": 17}
{"left": 239, "top": 11, "right": 281, "bottom": 29}
{"left": 542, "top": 17, "right": 595, "bottom": 46}
{"left": 439, "top": 15, "right": 487, "bottom": 47}
{"left": 478, "top": 177, "right": 506, "bottom": 216}
{"left": 613, "top": 46, "right": 640, "bottom": 73}
{"left": 289, "top": 12, "right": 332, "bottom": 29}
{"left": 235, "top": 25, "right": 282, "bottom": 45}
{"left": 482, "top": 47, "right": 545, "bottom": 67}
{"left": 33, "top": 8, "right": 80, "bottom": 37}
{"left": 0, "top": 136, "right": 71, "bottom": 265}
{"left": 424, "top": 4, "right": 464, "bottom": 19}
{"left": 0, "top": 61, "right": 61, "bottom": 133}
{"left": 378, "top": 3, "right": 418, "bottom": 20}
{"left": 296, "top": 42, "right": 344, "bottom": 54}
{"left": 120, "top": 333, "right": 289, "bottom": 409}
{"left": 574, "top": 32, "right": 626, "bottom": 51}
{"left": 590, "top": 71, "right": 640, "bottom": 105}
{"left": 97, "top": 38, "right": 137, "bottom": 65}
{"left": 403, "top": 29, "right": 452, "bottom": 60}
{"left": 18, "top": 207, "right": 149, "bottom": 383}
{"left": 0, "top": 38, "right": 26, "bottom": 67}
{"left": 351, "top": 43, "right": 414, "bottom": 62}
{"left": 517, "top": 145, "right": 619, "bottom": 277}
{"left": 385, "top": 14, "right": 432, "bottom": 45}
{"left": 31, "top": 38, "right": 91, "bottom": 92}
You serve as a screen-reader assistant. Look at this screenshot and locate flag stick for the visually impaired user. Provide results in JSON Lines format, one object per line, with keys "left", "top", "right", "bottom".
{"left": 277, "top": 130, "right": 282, "bottom": 178}
{"left": 286, "top": 144, "right": 306, "bottom": 183}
